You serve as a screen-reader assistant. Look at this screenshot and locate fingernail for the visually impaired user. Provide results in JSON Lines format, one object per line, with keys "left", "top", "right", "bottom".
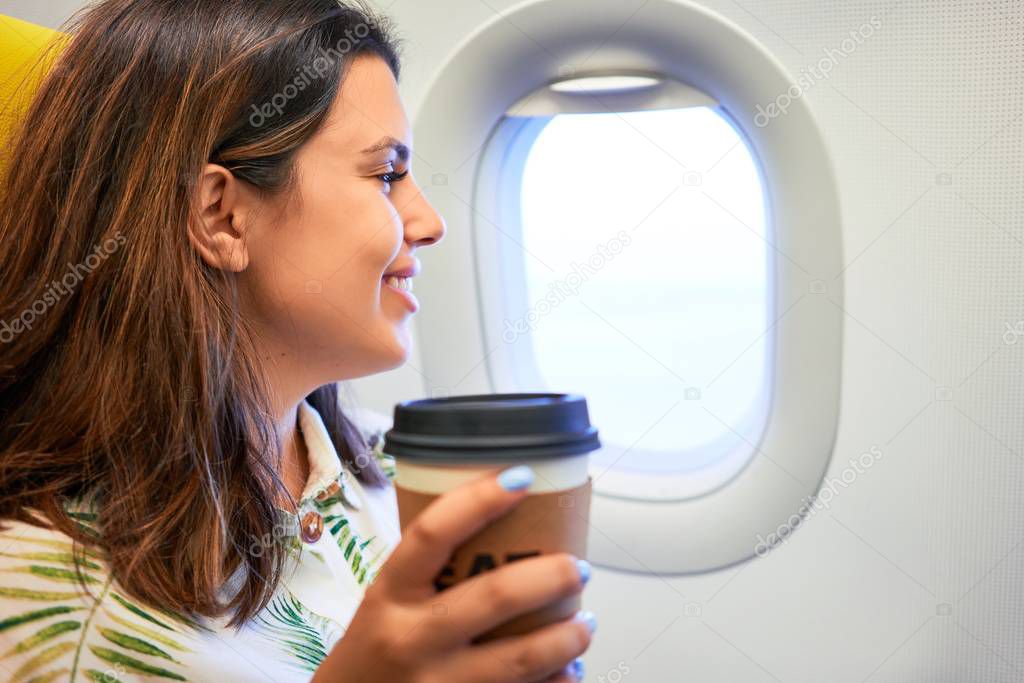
{"left": 572, "top": 657, "right": 585, "bottom": 680}
{"left": 574, "top": 609, "right": 596, "bottom": 634}
{"left": 497, "top": 465, "right": 534, "bottom": 491}
{"left": 576, "top": 558, "right": 591, "bottom": 585}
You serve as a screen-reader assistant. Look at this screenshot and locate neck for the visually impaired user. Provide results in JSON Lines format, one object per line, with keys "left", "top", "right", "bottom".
{"left": 261, "top": 356, "right": 318, "bottom": 514}
{"left": 238, "top": 293, "right": 327, "bottom": 513}
{"left": 275, "top": 403, "right": 310, "bottom": 512}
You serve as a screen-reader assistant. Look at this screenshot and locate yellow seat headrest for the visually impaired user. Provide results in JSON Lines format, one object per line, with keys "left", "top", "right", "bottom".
{"left": 0, "top": 14, "right": 67, "bottom": 169}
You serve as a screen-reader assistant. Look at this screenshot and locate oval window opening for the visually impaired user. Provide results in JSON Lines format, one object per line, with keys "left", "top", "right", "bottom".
{"left": 511, "top": 102, "right": 771, "bottom": 484}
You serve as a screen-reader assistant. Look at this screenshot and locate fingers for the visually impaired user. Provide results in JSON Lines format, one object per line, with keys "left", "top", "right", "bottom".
{"left": 378, "top": 466, "right": 533, "bottom": 598}
{"left": 438, "top": 611, "right": 593, "bottom": 683}
{"left": 424, "top": 552, "right": 587, "bottom": 649}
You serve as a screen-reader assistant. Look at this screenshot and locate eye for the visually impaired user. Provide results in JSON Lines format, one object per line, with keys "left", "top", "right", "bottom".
{"left": 379, "top": 169, "right": 410, "bottom": 191}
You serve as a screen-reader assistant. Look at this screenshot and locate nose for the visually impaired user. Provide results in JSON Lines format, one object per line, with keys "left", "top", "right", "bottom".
{"left": 403, "top": 185, "right": 446, "bottom": 248}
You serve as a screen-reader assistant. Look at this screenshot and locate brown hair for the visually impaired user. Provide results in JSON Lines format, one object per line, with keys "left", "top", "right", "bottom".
{"left": 0, "top": 0, "right": 402, "bottom": 627}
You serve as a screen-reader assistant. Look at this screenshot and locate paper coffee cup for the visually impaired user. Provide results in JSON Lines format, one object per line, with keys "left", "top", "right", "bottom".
{"left": 383, "top": 393, "right": 600, "bottom": 643}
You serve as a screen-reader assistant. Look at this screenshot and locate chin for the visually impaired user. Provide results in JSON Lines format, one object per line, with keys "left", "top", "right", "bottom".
{"left": 379, "top": 324, "right": 414, "bottom": 369}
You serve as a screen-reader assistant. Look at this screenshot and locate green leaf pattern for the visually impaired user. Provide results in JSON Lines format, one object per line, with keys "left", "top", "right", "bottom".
{"left": 0, "top": 510, "right": 195, "bottom": 682}
{"left": 249, "top": 592, "right": 340, "bottom": 674}
{"left": 0, "top": 422, "right": 399, "bottom": 680}
{"left": 368, "top": 430, "right": 397, "bottom": 483}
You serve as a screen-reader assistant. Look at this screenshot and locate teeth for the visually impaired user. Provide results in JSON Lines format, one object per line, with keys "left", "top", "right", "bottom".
{"left": 384, "top": 275, "right": 413, "bottom": 292}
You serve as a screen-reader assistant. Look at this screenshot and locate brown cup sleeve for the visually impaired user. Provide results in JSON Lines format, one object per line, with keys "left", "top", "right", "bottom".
{"left": 395, "top": 475, "right": 592, "bottom": 642}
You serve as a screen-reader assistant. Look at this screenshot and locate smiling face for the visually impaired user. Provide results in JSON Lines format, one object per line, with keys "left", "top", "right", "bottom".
{"left": 235, "top": 54, "right": 446, "bottom": 387}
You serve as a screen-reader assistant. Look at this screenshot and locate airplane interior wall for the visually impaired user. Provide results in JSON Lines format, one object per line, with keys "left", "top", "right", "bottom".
{"left": 4, "top": 1, "right": 1020, "bottom": 681}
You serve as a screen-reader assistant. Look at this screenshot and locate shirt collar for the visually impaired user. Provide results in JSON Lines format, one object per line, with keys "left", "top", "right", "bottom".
{"left": 295, "top": 398, "right": 362, "bottom": 511}
{"left": 296, "top": 399, "right": 342, "bottom": 501}
{"left": 263, "top": 399, "right": 366, "bottom": 561}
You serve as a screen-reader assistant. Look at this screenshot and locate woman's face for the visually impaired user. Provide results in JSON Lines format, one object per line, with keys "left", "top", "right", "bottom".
{"left": 237, "top": 54, "right": 446, "bottom": 384}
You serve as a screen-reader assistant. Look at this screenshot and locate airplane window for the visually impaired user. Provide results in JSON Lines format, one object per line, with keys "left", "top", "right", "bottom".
{"left": 508, "top": 104, "right": 770, "bottom": 477}
{"left": 418, "top": 6, "right": 843, "bottom": 563}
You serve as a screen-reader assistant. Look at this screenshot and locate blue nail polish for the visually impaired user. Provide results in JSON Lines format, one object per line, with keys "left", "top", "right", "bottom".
{"left": 498, "top": 465, "right": 534, "bottom": 491}
{"left": 574, "top": 609, "right": 596, "bottom": 634}
{"left": 572, "top": 657, "right": 585, "bottom": 680}
{"left": 576, "top": 559, "right": 591, "bottom": 585}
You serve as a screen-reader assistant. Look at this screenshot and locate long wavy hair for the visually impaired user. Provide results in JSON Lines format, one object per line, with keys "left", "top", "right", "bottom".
{"left": 0, "top": 0, "right": 401, "bottom": 627}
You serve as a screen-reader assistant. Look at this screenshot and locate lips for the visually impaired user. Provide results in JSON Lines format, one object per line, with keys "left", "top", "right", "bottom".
{"left": 383, "top": 259, "right": 421, "bottom": 280}
{"left": 382, "top": 260, "right": 421, "bottom": 313}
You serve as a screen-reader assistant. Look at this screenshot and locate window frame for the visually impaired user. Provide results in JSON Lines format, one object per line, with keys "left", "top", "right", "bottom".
{"left": 409, "top": 0, "right": 844, "bottom": 573}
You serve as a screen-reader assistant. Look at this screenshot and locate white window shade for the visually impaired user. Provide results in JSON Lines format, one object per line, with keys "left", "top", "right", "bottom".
{"left": 507, "top": 72, "right": 718, "bottom": 116}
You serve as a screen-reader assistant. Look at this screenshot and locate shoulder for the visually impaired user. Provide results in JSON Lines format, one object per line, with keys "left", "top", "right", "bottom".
{"left": 0, "top": 515, "right": 201, "bottom": 682}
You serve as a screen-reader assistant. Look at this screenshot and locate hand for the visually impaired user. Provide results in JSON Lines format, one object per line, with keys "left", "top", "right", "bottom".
{"left": 312, "top": 465, "right": 595, "bottom": 683}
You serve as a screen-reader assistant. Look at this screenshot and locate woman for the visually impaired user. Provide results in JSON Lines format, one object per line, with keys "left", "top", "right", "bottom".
{"left": 0, "top": 1, "right": 594, "bottom": 680}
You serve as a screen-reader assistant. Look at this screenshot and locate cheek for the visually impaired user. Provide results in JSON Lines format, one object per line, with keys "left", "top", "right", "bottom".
{"left": 283, "top": 188, "right": 400, "bottom": 283}
{"left": 299, "top": 208, "right": 403, "bottom": 348}
{"left": 325, "top": 206, "right": 402, "bottom": 308}
{"left": 241, "top": 183, "right": 406, "bottom": 357}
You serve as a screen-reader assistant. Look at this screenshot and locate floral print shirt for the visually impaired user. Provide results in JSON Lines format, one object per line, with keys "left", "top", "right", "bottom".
{"left": 0, "top": 400, "right": 400, "bottom": 682}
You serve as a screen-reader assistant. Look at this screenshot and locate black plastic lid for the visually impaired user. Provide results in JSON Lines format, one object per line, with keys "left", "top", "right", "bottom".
{"left": 382, "top": 393, "right": 601, "bottom": 463}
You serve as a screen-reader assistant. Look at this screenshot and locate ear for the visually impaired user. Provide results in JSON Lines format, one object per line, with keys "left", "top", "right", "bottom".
{"left": 188, "top": 163, "right": 250, "bottom": 272}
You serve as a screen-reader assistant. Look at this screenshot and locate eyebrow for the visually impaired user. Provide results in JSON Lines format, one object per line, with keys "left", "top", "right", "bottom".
{"left": 361, "top": 136, "right": 410, "bottom": 163}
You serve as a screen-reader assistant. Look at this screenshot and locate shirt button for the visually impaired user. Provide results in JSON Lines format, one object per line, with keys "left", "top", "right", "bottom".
{"left": 300, "top": 510, "right": 324, "bottom": 544}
